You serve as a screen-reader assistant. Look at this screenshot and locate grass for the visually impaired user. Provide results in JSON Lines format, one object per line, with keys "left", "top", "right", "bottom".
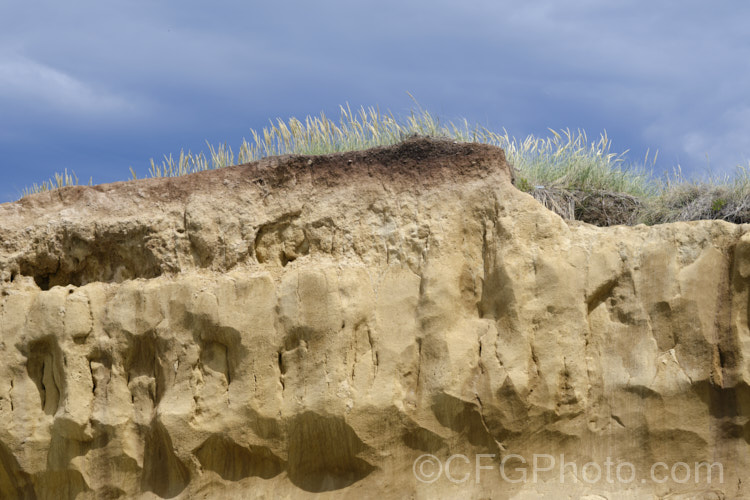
{"left": 21, "top": 169, "right": 90, "bottom": 198}
{"left": 18, "top": 103, "right": 750, "bottom": 226}
{"left": 639, "top": 167, "right": 750, "bottom": 224}
{"left": 137, "top": 104, "right": 449, "bottom": 178}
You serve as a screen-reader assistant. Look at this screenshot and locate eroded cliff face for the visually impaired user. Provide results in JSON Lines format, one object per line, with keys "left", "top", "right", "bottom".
{"left": 0, "top": 138, "right": 748, "bottom": 499}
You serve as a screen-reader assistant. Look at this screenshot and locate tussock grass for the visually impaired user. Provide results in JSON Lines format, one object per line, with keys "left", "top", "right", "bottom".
{"left": 18, "top": 104, "right": 750, "bottom": 226}
{"left": 139, "top": 104, "right": 446, "bottom": 178}
{"left": 450, "top": 126, "right": 655, "bottom": 197}
{"left": 640, "top": 167, "right": 750, "bottom": 224}
{"left": 21, "top": 169, "right": 90, "bottom": 198}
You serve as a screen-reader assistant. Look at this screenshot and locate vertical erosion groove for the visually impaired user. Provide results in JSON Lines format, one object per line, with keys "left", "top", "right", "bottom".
{"left": 26, "top": 339, "right": 62, "bottom": 415}
{"left": 140, "top": 420, "right": 189, "bottom": 498}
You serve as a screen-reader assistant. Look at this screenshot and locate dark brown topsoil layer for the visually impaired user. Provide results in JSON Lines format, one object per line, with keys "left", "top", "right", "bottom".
{"left": 5, "top": 137, "right": 513, "bottom": 214}
{"left": 10, "top": 136, "right": 698, "bottom": 227}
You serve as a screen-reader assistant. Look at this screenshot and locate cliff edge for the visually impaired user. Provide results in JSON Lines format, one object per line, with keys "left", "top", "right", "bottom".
{"left": 0, "top": 138, "right": 748, "bottom": 499}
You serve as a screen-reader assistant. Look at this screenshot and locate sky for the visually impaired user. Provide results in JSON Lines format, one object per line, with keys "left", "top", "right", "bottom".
{"left": 1, "top": 0, "right": 749, "bottom": 203}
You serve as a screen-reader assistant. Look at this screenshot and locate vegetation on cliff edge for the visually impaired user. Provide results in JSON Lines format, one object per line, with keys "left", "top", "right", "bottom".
{"left": 21, "top": 104, "right": 750, "bottom": 226}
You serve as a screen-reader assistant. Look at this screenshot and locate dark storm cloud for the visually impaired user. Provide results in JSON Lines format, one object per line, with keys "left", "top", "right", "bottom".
{"left": 1, "top": 0, "right": 749, "bottom": 201}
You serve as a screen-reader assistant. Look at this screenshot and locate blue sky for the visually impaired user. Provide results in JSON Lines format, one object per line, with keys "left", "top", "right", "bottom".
{"left": 2, "top": 1, "right": 749, "bottom": 202}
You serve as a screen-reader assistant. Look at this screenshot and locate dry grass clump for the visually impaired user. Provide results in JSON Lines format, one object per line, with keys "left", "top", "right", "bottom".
{"left": 528, "top": 187, "right": 643, "bottom": 226}
{"left": 18, "top": 104, "right": 750, "bottom": 226}
{"left": 638, "top": 167, "right": 750, "bottom": 224}
{"left": 21, "top": 169, "right": 89, "bottom": 198}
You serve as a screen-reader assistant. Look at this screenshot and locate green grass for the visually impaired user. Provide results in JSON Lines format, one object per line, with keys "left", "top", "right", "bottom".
{"left": 18, "top": 103, "right": 750, "bottom": 226}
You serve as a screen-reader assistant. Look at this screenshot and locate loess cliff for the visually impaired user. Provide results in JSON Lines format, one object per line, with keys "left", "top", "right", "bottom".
{"left": 0, "top": 137, "right": 748, "bottom": 499}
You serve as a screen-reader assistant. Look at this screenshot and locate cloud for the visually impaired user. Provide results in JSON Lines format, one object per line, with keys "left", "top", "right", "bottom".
{"left": 0, "top": 55, "right": 138, "bottom": 116}
{"left": 680, "top": 106, "right": 750, "bottom": 171}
